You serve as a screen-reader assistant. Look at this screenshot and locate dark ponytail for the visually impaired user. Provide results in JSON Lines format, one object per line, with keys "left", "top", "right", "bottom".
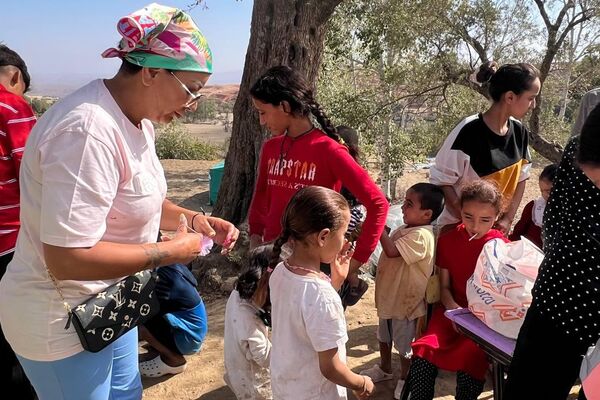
{"left": 474, "top": 62, "right": 540, "bottom": 102}
{"left": 236, "top": 244, "right": 273, "bottom": 300}
{"left": 270, "top": 228, "right": 291, "bottom": 268}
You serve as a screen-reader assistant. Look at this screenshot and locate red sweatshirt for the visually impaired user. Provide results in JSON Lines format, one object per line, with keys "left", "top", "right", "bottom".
{"left": 248, "top": 128, "right": 389, "bottom": 263}
{"left": 0, "top": 84, "right": 36, "bottom": 256}
{"left": 509, "top": 200, "right": 543, "bottom": 249}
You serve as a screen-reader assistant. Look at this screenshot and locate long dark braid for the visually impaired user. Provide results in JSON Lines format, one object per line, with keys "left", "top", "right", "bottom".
{"left": 309, "top": 99, "right": 358, "bottom": 160}
{"left": 251, "top": 65, "right": 357, "bottom": 160}
{"left": 308, "top": 99, "right": 337, "bottom": 138}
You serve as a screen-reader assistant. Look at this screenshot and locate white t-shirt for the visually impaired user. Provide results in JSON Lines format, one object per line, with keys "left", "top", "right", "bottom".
{"left": 269, "top": 263, "right": 349, "bottom": 400}
{"left": 223, "top": 290, "right": 272, "bottom": 400}
{"left": 0, "top": 79, "right": 167, "bottom": 361}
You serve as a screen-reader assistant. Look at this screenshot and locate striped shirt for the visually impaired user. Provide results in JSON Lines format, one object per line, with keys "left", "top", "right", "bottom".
{"left": 0, "top": 84, "right": 36, "bottom": 256}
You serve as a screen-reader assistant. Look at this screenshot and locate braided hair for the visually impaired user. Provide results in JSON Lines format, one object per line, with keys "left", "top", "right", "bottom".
{"left": 270, "top": 186, "right": 350, "bottom": 267}
{"left": 251, "top": 66, "right": 357, "bottom": 159}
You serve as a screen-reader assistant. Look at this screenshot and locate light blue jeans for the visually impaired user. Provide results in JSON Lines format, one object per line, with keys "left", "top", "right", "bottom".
{"left": 17, "top": 329, "right": 142, "bottom": 400}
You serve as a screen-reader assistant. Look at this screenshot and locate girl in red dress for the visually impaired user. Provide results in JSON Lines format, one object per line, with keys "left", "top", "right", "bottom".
{"left": 410, "top": 180, "right": 509, "bottom": 400}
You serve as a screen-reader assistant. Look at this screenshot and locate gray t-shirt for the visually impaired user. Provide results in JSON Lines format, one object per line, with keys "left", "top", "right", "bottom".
{"left": 572, "top": 88, "right": 600, "bottom": 137}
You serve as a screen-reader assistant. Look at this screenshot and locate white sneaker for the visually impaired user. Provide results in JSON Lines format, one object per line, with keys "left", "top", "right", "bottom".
{"left": 359, "top": 364, "right": 393, "bottom": 383}
{"left": 394, "top": 379, "right": 406, "bottom": 399}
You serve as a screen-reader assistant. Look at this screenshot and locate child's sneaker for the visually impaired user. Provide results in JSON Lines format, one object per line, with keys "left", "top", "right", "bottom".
{"left": 393, "top": 378, "right": 406, "bottom": 399}
{"left": 359, "top": 364, "right": 393, "bottom": 382}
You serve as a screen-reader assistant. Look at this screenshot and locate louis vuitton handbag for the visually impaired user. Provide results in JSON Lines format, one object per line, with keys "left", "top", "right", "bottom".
{"left": 48, "top": 268, "right": 160, "bottom": 353}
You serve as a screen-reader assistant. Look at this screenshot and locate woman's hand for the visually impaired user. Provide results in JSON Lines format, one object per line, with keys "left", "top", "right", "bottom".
{"left": 331, "top": 241, "right": 354, "bottom": 290}
{"left": 170, "top": 214, "right": 204, "bottom": 264}
{"left": 191, "top": 214, "right": 239, "bottom": 254}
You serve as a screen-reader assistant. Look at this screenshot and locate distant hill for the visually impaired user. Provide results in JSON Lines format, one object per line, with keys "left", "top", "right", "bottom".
{"left": 28, "top": 70, "right": 242, "bottom": 98}
{"left": 202, "top": 84, "right": 239, "bottom": 103}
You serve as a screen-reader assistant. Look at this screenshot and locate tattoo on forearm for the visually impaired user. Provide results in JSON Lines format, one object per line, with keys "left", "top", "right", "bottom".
{"left": 142, "top": 244, "right": 170, "bottom": 268}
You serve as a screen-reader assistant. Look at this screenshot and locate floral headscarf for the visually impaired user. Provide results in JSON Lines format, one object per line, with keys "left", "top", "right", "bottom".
{"left": 102, "top": 3, "right": 213, "bottom": 74}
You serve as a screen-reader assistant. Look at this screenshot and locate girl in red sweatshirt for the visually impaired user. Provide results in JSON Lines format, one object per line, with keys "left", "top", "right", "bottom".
{"left": 248, "top": 66, "right": 388, "bottom": 302}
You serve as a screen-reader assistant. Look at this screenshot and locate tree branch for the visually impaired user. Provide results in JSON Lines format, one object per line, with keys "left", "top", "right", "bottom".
{"left": 554, "top": 0, "right": 576, "bottom": 30}
{"left": 533, "top": 0, "right": 553, "bottom": 31}
{"left": 557, "top": 13, "right": 593, "bottom": 49}
{"left": 365, "top": 84, "right": 446, "bottom": 119}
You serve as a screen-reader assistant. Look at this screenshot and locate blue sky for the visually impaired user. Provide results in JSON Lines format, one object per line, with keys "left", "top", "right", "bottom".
{"left": 2, "top": 1, "right": 253, "bottom": 94}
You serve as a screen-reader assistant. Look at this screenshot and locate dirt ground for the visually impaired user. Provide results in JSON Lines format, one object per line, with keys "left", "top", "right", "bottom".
{"left": 144, "top": 159, "right": 582, "bottom": 399}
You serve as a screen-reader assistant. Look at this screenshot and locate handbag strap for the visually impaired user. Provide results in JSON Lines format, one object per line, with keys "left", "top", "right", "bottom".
{"left": 45, "top": 265, "right": 74, "bottom": 327}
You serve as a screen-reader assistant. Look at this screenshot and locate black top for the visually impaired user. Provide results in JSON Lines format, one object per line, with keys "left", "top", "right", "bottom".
{"left": 450, "top": 114, "right": 530, "bottom": 177}
{"left": 533, "top": 137, "right": 600, "bottom": 346}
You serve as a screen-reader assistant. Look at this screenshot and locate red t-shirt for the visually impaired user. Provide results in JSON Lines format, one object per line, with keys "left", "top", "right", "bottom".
{"left": 248, "top": 128, "right": 388, "bottom": 263}
{"left": 0, "top": 84, "right": 36, "bottom": 256}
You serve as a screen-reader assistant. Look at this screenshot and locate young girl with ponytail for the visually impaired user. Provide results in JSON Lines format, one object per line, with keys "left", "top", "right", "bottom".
{"left": 248, "top": 66, "right": 388, "bottom": 302}
{"left": 268, "top": 186, "right": 374, "bottom": 399}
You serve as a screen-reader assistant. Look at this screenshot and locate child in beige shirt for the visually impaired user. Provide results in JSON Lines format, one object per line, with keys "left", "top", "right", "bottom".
{"left": 361, "top": 183, "right": 444, "bottom": 399}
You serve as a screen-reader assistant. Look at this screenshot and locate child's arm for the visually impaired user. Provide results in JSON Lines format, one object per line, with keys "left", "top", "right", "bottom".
{"left": 440, "top": 185, "right": 461, "bottom": 219}
{"left": 380, "top": 229, "right": 402, "bottom": 258}
{"left": 497, "top": 179, "right": 527, "bottom": 234}
{"left": 440, "top": 268, "right": 460, "bottom": 310}
{"left": 246, "top": 327, "right": 272, "bottom": 368}
{"left": 318, "top": 348, "right": 374, "bottom": 399}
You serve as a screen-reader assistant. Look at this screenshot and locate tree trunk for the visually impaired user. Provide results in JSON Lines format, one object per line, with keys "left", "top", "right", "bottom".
{"left": 528, "top": 42, "right": 565, "bottom": 163}
{"left": 211, "top": 0, "right": 343, "bottom": 224}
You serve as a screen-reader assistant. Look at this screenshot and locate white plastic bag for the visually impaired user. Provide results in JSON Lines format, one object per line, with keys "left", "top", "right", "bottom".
{"left": 581, "top": 337, "right": 600, "bottom": 400}
{"left": 466, "top": 237, "right": 544, "bottom": 339}
{"left": 367, "top": 204, "right": 404, "bottom": 273}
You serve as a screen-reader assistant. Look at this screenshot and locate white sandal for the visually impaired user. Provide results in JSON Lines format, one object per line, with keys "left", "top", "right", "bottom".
{"left": 139, "top": 355, "right": 186, "bottom": 378}
{"left": 359, "top": 364, "right": 393, "bottom": 382}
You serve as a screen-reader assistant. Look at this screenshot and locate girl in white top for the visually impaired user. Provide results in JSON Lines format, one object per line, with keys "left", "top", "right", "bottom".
{"left": 268, "top": 186, "right": 375, "bottom": 400}
{"left": 224, "top": 246, "right": 273, "bottom": 400}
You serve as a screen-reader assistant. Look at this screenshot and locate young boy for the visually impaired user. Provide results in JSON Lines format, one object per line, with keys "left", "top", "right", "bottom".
{"left": 509, "top": 164, "right": 558, "bottom": 249}
{"left": 360, "top": 183, "right": 444, "bottom": 399}
{"left": 138, "top": 263, "right": 208, "bottom": 378}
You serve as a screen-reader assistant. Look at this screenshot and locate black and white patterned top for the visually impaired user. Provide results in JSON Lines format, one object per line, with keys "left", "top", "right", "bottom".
{"left": 533, "top": 137, "right": 600, "bottom": 346}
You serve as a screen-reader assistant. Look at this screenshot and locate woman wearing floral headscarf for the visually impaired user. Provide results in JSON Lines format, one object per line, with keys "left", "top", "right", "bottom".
{"left": 0, "top": 4, "right": 238, "bottom": 399}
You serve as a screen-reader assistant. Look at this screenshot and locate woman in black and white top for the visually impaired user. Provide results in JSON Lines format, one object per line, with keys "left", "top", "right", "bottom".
{"left": 504, "top": 104, "right": 600, "bottom": 400}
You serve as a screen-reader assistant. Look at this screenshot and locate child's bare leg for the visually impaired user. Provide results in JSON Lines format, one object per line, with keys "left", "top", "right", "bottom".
{"left": 348, "top": 259, "right": 362, "bottom": 285}
{"left": 139, "top": 325, "right": 186, "bottom": 367}
{"left": 379, "top": 341, "right": 393, "bottom": 374}
{"left": 347, "top": 271, "right": 360, "bottom": 286}
{"left": 399, "top": 355, "right": 411, "bottom": 380}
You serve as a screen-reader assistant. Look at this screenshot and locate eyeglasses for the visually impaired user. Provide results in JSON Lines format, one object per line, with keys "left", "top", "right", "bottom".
{"left": 169, "top": 71, "right": 204, "bottom": 107}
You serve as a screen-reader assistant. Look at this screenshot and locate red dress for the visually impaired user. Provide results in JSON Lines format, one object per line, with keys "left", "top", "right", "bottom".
{"left": 411, "top": 225, "right": 508, "bottom": 380}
